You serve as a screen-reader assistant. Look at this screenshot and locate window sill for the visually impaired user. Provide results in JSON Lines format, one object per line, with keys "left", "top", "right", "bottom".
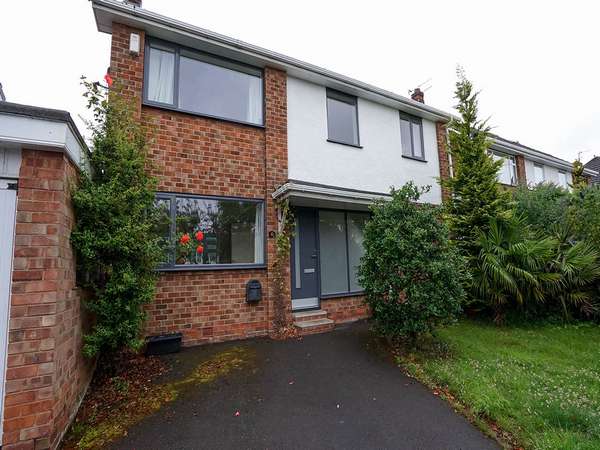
{"left": 327, "top": 139, "right": 363, "bottom": 149}
{"left": 158, "top": 263, "right": 267, "bottom": 272}
{"left": 321, "top": 290, "right": 366, "bottom": 299}
{"left": 142, "top": 101, "right": 266, "bottom": 129}
{"left": 401, "top": 154, "right": 427, "bottom": 163}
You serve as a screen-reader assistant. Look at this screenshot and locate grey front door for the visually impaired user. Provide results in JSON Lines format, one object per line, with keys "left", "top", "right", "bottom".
{"left": 291, "top": 208, "right": 319, "bottom": 310}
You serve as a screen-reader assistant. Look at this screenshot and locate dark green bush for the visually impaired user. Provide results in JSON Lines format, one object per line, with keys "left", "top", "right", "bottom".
{"left": 71, "top": 79, "right": 164, "bottom": 357}
{"left": 569, "top": 184, "right": 600, "bottom": 250}
{"left": 358, "top": 183, "right": 468, "bottom": 341}
{"left": 513, "top": 183, "right": 570, "bottom": 235}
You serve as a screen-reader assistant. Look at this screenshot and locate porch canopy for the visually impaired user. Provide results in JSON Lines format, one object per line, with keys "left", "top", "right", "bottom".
{"left": 272, "top": 179, "right": 390, "bottom": 211}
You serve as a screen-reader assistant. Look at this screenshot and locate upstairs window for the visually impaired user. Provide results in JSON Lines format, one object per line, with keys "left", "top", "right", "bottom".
{"left": 326, "top": 89, "right": 360, "bottom": 146}
{"left": 534, "top": 163, "right": 545, "bottom": 184}
{"left": 558, "top": 171, "right": 568, "bottom": 188}
{"left": 399, "top": 113, "right": 425, "bottom": 160}
{"left": 144, "top": 39, "right": 264, "bottom": 126}
{"left": 492, "top": 152, "right": 517, "bottom": 186}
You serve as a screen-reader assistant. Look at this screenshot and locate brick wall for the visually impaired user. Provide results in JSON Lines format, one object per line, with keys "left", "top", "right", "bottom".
{"left": 321, "top": 295, "right": 370, "bottom": 324}
{"left": 110, "top": 23, "right": 290, "bottom": 345}
{"left": 3, "top": 150, "right": 93, "bottom": 450}
{"left": 515, "top": 154, "right": 527, "bottom": 185}
{"left": 435, "top": 122, "right": 451, "bottom": 201}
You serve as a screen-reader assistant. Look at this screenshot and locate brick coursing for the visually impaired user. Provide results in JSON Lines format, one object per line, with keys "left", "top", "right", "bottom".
{"left": 4, "top": 150, "right": 93, "bottom": 450}
{"left": 110, "top": 23, "right": 293, "bottom": 345}
{"left": 321, "top": 295, "right": 370, "bottom": 324}
{"left": 435, "top": 122, "right": 451, "bottom": 201}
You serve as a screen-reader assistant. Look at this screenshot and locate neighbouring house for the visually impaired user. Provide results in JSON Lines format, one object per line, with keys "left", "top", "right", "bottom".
{"left": 584, "top": 156, "right": 600, "bottom": 184}
{"left": 90, "top": 0, "right": 596, "bottom": 345}
{"left": 0, "top": 102, "right": 92, "bottom": 449}
{"left": 489, "top": 134, "right": 587, "bottom": 189}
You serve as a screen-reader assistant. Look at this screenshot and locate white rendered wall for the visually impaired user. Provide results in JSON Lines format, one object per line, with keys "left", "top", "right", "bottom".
{"left": 524, "top": 158, "right": 572, "bottom": 186}
{"left": 287, "top": 76, "right": 442, "bottom": 204}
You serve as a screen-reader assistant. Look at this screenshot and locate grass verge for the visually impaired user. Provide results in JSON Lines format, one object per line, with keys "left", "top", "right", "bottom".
{"left": 396, "top": 320, "right": 600, "bottom": 450}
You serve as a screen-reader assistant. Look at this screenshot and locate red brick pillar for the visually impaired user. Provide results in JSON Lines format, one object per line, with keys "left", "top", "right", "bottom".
{"left": 264, "top": 67, "right": 291, "bottom": 331}
{"left": 515, "top": 154, "right": 527, "bottom": 185}
{"left": 4, "top": 150, "right": 92, "bottom": 450}
{"left": 436, "top": 122, "right": 451, "bottom": 201}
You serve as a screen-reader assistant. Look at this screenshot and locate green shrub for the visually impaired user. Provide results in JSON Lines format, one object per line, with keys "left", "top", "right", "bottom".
{"left": 513, "top": 183, "right": 571, "bottom": 235}
{"left": 71, "top": 79, "right": 164, "bottom": 357}
{"left": 358, "top": 183, "right": 468, "bottom": 341}
{"left": 569, "top": 184, "right": 600, "bottom": 250}
{"left": 472, "top": 215, "right": 600, "bottom": 321}
{"left": 472, "top": 215, "right": 558, "bottom": 320}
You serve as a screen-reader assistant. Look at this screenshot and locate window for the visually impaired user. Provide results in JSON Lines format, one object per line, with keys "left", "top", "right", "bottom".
{"left": 534, "top": 163, "right": 545, "bottom": 184}
{"left": 492, "top": 152, "right": 517, "bottom": 185}
{"left": 318, "top": 210, "right": 369, "bottom": 295}
{"left": 326, "top": 89, "right": 359, "bottom": 146}
{"left": 400, "top": 113, "right": 425, "bottom": 160}
{"left": 145, "top": 40, "right": 264, "bottom": 126}
{"left": 155, "top": 194, "right": 265, "bottom": 269}
{"left": 558, "top": 171, "right": 568, "bottom": 188}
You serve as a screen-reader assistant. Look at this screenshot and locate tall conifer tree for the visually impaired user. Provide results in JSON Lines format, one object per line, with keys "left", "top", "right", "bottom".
{"left": 441, "top": 69, "right": 510, "bottom": 256}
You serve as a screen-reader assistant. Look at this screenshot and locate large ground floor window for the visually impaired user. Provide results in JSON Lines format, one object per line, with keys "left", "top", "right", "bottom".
{"left": 155, "top": 193, "right": 265, "bottom": 269}
{"left": 319, "top": 210, "right": 369, "bottom": 296}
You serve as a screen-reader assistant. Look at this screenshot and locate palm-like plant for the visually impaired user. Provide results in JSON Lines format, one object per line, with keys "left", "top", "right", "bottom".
{"left": 472, "top": 215, "right": 560, "bottom": 321}
{"left": 545, "top": 224, "right": 600, "bottom": 319}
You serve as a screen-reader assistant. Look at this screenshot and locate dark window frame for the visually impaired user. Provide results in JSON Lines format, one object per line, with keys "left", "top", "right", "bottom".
{"left": 399, "top": 112, "right": 426, "bottom": 161}
{"left": 317, "top": 208, "right": 369, "bottom": 297}
{"left": 143, "top": 37, "right": 266, "bottom": 128}
{"left": 156, "top": 192, "right": 267, "bottom": 272}
{"left": 326, "top": 88, "right": 361, "bottom": 147}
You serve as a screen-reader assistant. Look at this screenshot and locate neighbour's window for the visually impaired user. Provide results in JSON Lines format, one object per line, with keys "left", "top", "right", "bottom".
{"left": 558, "top": 171, "right": 568, "bottom": 188}
{"left": 399, "top": 113, "right": 425, "bottom": 160}
{"left": 155, "top": 194, "right": 265, "bottom": 269}
{"left": 326, "top": 89, "right": 360, "bottom": 146}
{"left": 534, "top": 163, "right": 545, "bottom": 184}
{"left": 492, "top": 152, "right": 517, "bottom": 185}
{"left": 319, "top": 210, "right": 369, "bottom": 295}
{"left": 145, "top": 39, "right": 264, "bottom": 126}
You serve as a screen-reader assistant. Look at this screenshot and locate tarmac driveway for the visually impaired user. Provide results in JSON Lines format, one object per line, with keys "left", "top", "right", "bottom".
{"left": 111, "top": 322, "right": 499, "bottom": 450}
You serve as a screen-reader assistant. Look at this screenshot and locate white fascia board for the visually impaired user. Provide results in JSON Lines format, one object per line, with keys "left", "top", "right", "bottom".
{"left": 92, "top": 0, "right": 450, "bottom": 123}
{"left": 0, "top": 114, "right": 87, "bottom": 171}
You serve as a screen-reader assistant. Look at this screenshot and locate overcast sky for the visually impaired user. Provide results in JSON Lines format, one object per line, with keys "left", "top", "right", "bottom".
{"left": 2, "top": 0, "right": 599, "bottom": 162}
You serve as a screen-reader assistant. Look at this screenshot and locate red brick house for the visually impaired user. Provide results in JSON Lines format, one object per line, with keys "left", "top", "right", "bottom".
{"left": 90, "top": 0, "right": 594, "bottom": 344}
{"left": 3, "top": 1, "right": 597, "bottom": 448}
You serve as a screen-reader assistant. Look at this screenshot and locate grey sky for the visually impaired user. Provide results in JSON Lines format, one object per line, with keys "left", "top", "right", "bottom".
{"left": 2, "top": 0, "right": 598, "bottom": 162}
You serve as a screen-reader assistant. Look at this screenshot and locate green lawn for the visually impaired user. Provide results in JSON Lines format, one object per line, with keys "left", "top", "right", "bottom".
{"left": 398, "top": 320, "right": 600, "bottom": 450}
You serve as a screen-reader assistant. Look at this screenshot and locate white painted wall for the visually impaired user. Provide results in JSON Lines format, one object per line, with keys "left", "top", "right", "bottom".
{"left": 524, "top": 158, "right": 572, "bottom": 187}
{"left": 287, "top": 77, "right": 442, "bottom": 204}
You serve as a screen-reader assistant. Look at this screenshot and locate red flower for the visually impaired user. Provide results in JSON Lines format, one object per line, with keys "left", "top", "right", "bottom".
{"left": 196, "top": 245, "right": 204, "bottom": 254}
{"left": 195, "top": 231, "right": 204, "bottom": 242}
{"left": 104, "top": 73, "right": 113, "bottom": 87}
{"left": 180, "top": 233, "right": 191, "bottom": 245}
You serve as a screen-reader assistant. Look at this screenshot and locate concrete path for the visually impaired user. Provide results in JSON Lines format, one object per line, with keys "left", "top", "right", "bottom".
{"left": 111, "top": 322, "right": 499, "bottom": 450}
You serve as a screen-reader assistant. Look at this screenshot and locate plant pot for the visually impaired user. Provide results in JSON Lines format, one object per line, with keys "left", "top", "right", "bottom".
{"left": 145, "top": 332, "right": 183, "bottom": 356}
